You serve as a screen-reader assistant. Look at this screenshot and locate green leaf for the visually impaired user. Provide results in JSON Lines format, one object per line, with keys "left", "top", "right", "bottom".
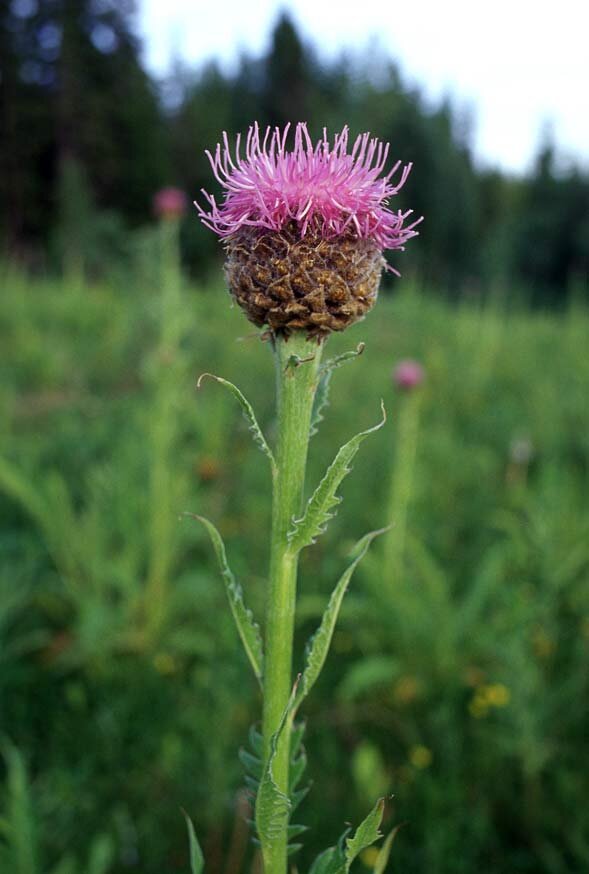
{"left": 308, "top": 844, "right": 346, "bottom": 874}
{"left": 288, "top": 843, "right": 304, "bottom": 856}
{"left": 50, "top": 856, "right": 77, "bottom": 874}
{"left": 86, "top": 835, "right": 115, "bottom": 874}
{"left": 291, "top": 784, "right": 311, "bottom": 812}
{"left": 248, "top": 724, "right": 264, "bottom": 757}
{"left": 289, "top": 748, "right": 307, "bottom": 793}
{"left": 345, "top": 799, "right": 385, "bottom": 871}
{"left": 190, "top": 515, "right": 263, "bottom": 683}
{"left": 1, "top": 742, "right": 38, "bottom": 874}
{"left": 239, "top": 748, "right": 263, "bottom": 780}
{"left": 337, "top": 656, "right": 400, "bottom": 703}
{"left": 303, "top": 792, "right": 386, "bottom": 872}
{"left": 294, "top": 529, "right": 388, "bottom": 711}
{"left": 290, "top": 720, "right": 306, "bottom": 760}
{"left": 197, "top": 373, "right": 276, "bottom": 476}
{"left": 311, "top": 344, "right": 365, "bottom": 437}
{"left": 183, "top": 811, "right": 205, "bottom": 874}
{"left": 255, "top": 695, "right": 294, "bottom": 854}
{"left": 373, "top": 825, "right": 402, "bottom": 874}
{"left": 288, "top": 823, "right": 309, "bottom": 839}
{"left": 288, "top": 404, "right": 386, "bottom": 553}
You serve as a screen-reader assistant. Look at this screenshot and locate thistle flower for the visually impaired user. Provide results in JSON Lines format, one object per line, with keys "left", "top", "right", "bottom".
{"left": 198, "top": 122, "right": 421, "bottom": 338}
{"left": 393, "top": 359, "right": 425, "bottom": 391}
{"left": 154, "top": 186, "right": 188, "bottom": 220}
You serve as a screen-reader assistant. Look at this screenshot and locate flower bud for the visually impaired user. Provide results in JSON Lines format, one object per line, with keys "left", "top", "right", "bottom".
{"left": 154, "top": 187, "right": 187, "bottom": 220}
{"left": 393, "top": 359, "right": 425, "bottom": 391}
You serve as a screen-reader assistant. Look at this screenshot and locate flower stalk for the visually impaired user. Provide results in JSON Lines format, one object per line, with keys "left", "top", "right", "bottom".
{"left": 262, "top": 333, "right": 322, "bottom": 874}
{"left": 383, "top": 360, "right": 425, "bottom": 585}
{"left": 383, "top": 387, "right": 422, "bottom": 585}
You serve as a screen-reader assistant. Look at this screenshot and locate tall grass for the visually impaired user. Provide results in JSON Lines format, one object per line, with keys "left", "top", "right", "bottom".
{"left": 1, "top": 265, "right": 588, "bottom": 873}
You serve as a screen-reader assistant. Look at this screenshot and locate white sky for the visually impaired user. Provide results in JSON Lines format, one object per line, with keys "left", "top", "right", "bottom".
{"left": 138, "top": 0, "right": 589, "bottom": 175}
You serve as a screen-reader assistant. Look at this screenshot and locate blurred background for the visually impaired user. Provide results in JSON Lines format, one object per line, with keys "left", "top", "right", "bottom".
{"left": 1, "top": 1, "right": 589, "bottom": 873}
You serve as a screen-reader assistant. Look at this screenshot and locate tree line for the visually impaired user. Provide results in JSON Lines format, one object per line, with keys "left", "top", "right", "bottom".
{"left": 1, "top": 0, "right": 588, "bottom": 301}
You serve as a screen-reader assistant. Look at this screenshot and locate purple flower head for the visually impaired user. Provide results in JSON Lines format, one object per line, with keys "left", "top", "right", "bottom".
{"left": 197, "top": 122, "right": 421, "bottom": 269}
{"left": 393, "top": 359, "right": 425, "bottom": 391}
{"left": 154, "top": 186, "right": 188, "bottom": 219}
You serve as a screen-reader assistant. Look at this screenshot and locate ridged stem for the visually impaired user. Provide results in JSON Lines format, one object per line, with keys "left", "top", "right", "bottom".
{"left": 262, "top": 332, "right": 322, "bottom": 874}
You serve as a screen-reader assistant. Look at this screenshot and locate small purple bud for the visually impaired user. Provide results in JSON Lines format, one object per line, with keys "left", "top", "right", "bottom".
{"left": 393, "top": 359, "right": 425, "bottom": 391}
{"left": 153, "top": 187, "right": 187, "bottom": 220}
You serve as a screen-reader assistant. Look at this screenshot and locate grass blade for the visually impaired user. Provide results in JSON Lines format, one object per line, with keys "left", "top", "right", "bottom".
{"left": 183, "top": 811, "right": 205, "bottom": 874}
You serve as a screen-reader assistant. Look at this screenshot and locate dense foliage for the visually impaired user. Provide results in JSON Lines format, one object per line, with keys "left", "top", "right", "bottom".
{"left": 1, "top": 254, "right": 588, "bottom": 873}
{"left": 1, "top": 1, "right": 588, "bottom": 300}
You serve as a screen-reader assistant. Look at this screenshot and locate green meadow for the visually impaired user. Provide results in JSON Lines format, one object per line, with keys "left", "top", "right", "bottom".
{"left": 1, "top": 261, "right": 588, "bottom": 874}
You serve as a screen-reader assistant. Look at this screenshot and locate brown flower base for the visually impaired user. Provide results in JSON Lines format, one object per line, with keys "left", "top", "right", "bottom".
{"left": 224, "top": 224, "right": 385, "bottom": 339}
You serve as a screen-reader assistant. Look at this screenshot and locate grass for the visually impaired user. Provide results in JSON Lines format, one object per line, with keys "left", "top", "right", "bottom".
{"left": 1, "top": 260, "right": 588, "bottom": 874}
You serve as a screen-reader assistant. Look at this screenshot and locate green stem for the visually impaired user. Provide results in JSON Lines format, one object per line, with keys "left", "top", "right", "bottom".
{"left": 262, "top": 332, "right": 322, "bottom": 874}
{"left": 383, "top": 391, "right": 422, "bottom": 585}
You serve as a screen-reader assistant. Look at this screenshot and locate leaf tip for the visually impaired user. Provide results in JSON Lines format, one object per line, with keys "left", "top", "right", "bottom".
{"left": 197, "top": 372, "right": 221, "bottom": 390}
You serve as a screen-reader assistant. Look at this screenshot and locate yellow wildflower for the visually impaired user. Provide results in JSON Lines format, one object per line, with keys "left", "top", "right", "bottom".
{"left": 533, "top": 627, "right": 556, "bottom": 659}
{"left": 360, "top": 847, "right": 380, "bottom": 869}
{"left": 153, "top": 652, "right": 177, "bottom": 675}
{"left": 484, "top": 683, "right": 510, "bottom": 707}
{"left": 409, "top": 744, "right": 433, "bottom": 769}
{"left": 394, "top": 675, "right": 421, "bottom": 704}
{"left": 469, "top": 683, "right": 510, "bottom": 717}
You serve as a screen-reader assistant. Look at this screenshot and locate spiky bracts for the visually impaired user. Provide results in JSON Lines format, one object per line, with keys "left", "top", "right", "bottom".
{"left": 225, "top": 224, "right": 384, "bottom": 338}
{"left": 198, "top": 122, "right": 420, "bottom": 338}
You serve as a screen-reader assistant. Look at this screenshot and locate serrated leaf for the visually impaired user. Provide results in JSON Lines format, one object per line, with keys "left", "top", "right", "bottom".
{"left": 288, "top": 823, "right": 309, "bottom": 839}
{"left": 310, "top": 369, "right": 333, "bottom": 438}
{"left": 291, "top": 784, "right": 311, "bottom": 812}
{"left": 190, "top": 515, "right": 263, "bottom": 683}
{"left": 239, "top": 748, "right": 263, "bottom": 779}
{"left": 345, "top": 799, "right": 385, "bottom": 871}
{"left": 310, "top": 344, "right": 365, "bottom": 437}
{"left": 288, "top": 843, "right": 304, "bottom": 856}
{"left": 294, "top": 529, "right": 388, "bottom": 711}
{"left": 255, "top": 755, "right": 290, "bottom": 850}
{"left": 248, "top": 724, "right": 264, "bottom": 757}
{"left": 373, "top": 825, "right": 402, "bottom": 874}
{"left": 288, "top": 404, "right": 386, "bottom": 553}
{"left": 244, "top": 775, "right": 259, "bottom": 793}
{"left": 183, "top": 811, "right": 205, "bottom": 874}
{"left": 255, "top": 691, "right": 294, "bottom": 854}
{"left": 197, "top": 373, "right": 276, "bottom": 475}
